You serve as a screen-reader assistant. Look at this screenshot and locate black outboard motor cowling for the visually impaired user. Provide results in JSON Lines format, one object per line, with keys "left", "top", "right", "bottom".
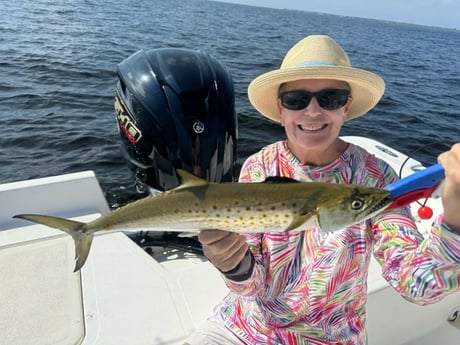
{"left": 115, "top": 48, "right": 237, "bottom": 192}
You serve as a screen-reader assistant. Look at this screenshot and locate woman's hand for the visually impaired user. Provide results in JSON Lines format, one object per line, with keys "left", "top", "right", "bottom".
{"left": 438, "top": 143, "right": 460, "bottom": 233}
{"left": 198, "top": 230, "right": 249, "bottom": 272}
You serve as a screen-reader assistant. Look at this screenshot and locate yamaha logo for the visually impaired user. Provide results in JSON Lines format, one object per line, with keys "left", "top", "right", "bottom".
{"left": 193, "top": 121, "right": 205, "bottom": 134}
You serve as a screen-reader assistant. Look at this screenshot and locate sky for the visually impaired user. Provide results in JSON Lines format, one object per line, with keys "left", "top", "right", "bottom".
{"left": 212, "top": 0, "right": 460, "bottom": 29}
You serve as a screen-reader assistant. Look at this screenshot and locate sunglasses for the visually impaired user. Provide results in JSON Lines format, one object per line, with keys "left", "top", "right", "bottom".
{"left": 279, "top": 89, "right": 350, "bottom": 111}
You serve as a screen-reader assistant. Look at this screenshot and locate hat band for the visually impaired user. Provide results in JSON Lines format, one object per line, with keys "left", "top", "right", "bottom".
{"left": 294, "top": 60, "right": 338, "bottom": 67}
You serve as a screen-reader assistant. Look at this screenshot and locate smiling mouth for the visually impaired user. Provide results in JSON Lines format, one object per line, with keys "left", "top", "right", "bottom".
{"left": 298, "top": 124, "right": 327, "bottom": 132}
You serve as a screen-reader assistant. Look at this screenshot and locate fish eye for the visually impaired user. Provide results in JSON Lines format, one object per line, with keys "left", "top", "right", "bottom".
{"left": 351, "top": 198, "right": 365, "bottom": 210}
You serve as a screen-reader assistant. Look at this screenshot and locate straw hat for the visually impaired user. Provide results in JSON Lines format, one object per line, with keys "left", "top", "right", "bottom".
{"left": 248, "top": 35, "right": 385, "bottom": 122}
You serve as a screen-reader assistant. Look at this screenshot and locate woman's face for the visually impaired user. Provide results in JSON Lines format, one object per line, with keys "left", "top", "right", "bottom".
{"left": 278, "top": 79, "right": 352, "bottom": 160}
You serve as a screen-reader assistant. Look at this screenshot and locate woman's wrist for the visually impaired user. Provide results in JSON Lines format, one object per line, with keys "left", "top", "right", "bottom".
{"left": 222, "top": 250, "right": 254, "bottom": 281}
{"left": 441, "top": 221, "right": 460, "bottom": 235}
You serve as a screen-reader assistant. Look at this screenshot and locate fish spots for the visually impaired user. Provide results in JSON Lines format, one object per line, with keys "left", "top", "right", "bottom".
{"left": 188, "top": 199, "right": 301, "bottom": 231}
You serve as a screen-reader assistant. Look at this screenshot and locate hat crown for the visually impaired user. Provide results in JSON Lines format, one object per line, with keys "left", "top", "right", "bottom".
{"left": 280, "top": 35, "right": 351, "bottom": 69}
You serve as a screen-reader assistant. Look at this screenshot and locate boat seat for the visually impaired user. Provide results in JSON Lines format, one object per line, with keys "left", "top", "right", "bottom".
{"left": 0, "top": 171, "right": 108, "bottom": 345}
{"left": 0, "top": 225, "right": 85, "bottom": 345}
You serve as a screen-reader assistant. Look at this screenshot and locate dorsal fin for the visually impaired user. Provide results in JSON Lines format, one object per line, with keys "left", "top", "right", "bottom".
{"left": 264, "top": 176, "right": 300, "bottom": 183}
{"left": 174, "top": 169, "right": 209, "bottom": 190}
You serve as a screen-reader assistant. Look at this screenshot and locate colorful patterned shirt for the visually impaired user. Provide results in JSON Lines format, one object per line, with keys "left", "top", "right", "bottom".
{"left": 214, "top": 140, "right": 460, "bottom": 345}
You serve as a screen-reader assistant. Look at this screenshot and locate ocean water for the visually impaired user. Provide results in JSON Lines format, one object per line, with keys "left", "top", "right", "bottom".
{"left": 1, "top": 0, "right": 459, "bottom": 207}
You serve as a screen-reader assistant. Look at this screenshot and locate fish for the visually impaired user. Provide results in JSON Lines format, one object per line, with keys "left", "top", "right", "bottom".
{"left": 14, "top": 169, "right": 391, "bottom": 271}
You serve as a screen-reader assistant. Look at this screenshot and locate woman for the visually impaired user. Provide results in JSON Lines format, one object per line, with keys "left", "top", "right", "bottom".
{"left": 186, "top": 35, "right": 460, "bottom": 345}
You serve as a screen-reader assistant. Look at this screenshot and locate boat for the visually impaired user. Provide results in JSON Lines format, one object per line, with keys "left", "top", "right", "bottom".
{"left": 1, "top": 136, "right": 459, "bottom": 345}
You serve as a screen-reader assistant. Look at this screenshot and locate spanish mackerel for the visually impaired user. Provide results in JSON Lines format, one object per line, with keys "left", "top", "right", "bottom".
{"left": 14, "top": 169, "right": 391, "bottom": 271}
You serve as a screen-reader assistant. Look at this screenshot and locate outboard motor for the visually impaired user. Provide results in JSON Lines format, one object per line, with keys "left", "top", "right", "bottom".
{"left": 114, "top": 48, "right": 237, "bottom": 193}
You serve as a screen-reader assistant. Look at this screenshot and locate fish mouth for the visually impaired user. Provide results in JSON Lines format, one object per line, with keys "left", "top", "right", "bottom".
{"left": 361, "top": 194, "right": 393, "bottom": 218}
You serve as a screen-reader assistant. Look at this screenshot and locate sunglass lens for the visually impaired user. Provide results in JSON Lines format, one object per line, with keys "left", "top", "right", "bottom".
{"left": 317, "top": 90, "right": 350, "bottom": 110}
{"left": 280, "top": 91, "right": 312, "bottom": 110}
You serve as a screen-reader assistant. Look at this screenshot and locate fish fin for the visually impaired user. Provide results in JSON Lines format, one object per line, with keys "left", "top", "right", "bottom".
{"left": 73, "top": 232, "right": 94, "bottom": 272}
{"left": 263, "top": 176, "right": 300, "bottom": 183}
{"left": 284, "top": 214, "right": 314, "bottom": 231}
{"left": 13, "top": 214, "right": 91, "bottom": 272}
{"left": 13, "top": 214, "right": 86, "bottom": 233}
{"left": 284, "top": 201, "right": 318, "bottom": 231}
{"left": 175, "top": 169, "right": 209, "bottom": 190}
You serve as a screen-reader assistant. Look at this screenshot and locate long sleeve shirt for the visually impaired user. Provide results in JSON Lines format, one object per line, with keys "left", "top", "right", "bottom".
{"left": 213, "top": 140, "right": 460, "bottom": 345}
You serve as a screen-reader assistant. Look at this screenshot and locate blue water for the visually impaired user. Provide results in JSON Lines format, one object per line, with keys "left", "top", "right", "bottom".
{"left": 1, "top": 0, "right": 459, "bottom": 207}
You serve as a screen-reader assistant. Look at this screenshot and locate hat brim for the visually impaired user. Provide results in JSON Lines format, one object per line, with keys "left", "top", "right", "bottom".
{"left": 248, "top": 66, "right": 385, "bottom": 122}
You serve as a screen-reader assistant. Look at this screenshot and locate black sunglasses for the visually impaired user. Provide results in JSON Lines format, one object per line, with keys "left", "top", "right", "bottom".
{"left": 279, "top": 89, "right": 351, "bottom": 111}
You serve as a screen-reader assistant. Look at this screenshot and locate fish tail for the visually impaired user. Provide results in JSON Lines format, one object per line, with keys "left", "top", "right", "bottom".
{"left": 13, "top": 214, "right": 93, "bottom": 272}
